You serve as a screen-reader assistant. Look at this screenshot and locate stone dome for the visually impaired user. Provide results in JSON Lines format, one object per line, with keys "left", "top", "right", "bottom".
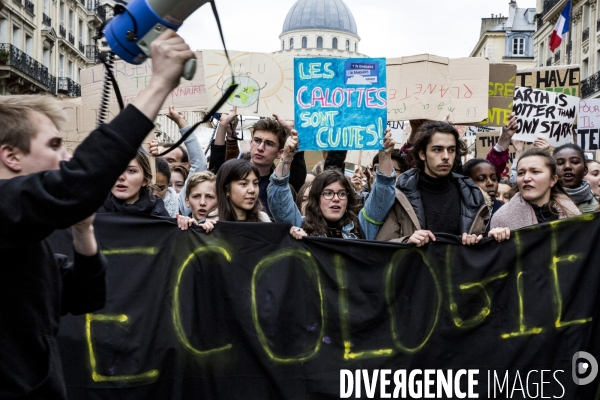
{"left": 281, "top": 0, "right": 358, "bottom": 36}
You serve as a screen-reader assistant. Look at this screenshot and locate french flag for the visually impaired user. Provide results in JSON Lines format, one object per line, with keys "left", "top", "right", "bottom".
{"left": 549, "top": 1, "right": 571, "bottom": 52}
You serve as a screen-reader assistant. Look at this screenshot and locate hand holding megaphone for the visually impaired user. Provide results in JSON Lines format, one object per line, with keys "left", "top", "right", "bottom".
{"left": 148, "top": 30, "right": 195, "bottom": 92}
{"left": 104, "top": 0, "right": 211, "bottom": 80}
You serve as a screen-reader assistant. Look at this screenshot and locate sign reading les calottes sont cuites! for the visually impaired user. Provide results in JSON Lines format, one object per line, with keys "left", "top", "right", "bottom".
{"left": 294, "top": 58, "right": 387, "bottom": 151}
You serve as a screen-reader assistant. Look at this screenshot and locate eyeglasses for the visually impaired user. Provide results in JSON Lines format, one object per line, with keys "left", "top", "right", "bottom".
{"left": 321, "top": 190, "right": 348, "bottom": 200}
{"left": 252, "top": 136, "right": 277, "bottom": 150}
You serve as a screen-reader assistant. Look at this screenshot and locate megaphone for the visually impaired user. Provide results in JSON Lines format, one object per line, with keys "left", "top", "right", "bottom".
{"left": 104, "top": 0, "right": 209, "bottom": 80}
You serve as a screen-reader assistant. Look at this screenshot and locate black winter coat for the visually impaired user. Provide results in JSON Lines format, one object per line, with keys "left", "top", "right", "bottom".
{"left": 0, "top": 105, "right": 154, "bottom": 399}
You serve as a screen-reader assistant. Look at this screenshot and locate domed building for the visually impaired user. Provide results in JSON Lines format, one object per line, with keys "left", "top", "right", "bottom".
{"left": 274, "top": 0, "right": 365, "bottom": 57}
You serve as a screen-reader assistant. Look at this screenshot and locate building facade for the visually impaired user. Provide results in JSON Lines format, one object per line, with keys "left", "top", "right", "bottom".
{"left": 273, "top": 0, "right": 366, "bottom": 57}
{"left": 470, "top": 0, "right": 536, "bottom": 69}
{"left": 535, "top": 0, "right": 600, "bottom": 98}
{"left": 0, "top": 0, "right": 106, "bottom": 97}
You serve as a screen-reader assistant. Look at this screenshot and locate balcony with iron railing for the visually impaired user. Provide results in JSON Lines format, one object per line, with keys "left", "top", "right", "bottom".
{"left": 582, "top": 71, "right": 600, "bottom": 98}
{"left": 85, "top": 45, "right": 99, "bottom": 62}
{"left": 59, "top": 25, "right": 66, "bottom": 37}
{"left": 42, "top": 13, "right": 51, "bottom": 27}
{"left": 542, "top": 0, "right": 561, "bottom": 17}
{"left": 78, "top": 0, "right": 85, "bottom": 6}
{"left": 57, "top": 77, "right": 81, "bottom": 97}
{"left": 597, "top": 19, "right": 600, "bottom": 33}
{"left": 546, "top": 57, "right": 552, "bottom": 66}
{"left": 96, "top": 4, "right": 106, "bottom": 22}
{"left": 554, "top": 50, "right": 561, "bottom": 63}
{"left": 537, "top": 15, "right": 544, "bottom": 31}
{"left": 68, "top": 33, "right": 75, "bottom": 45}
{"left": 584, "top": 27, "right": 590, "bottom": 42}
{"left": 0, "top": 43, "right": 55, "bottom": 91}
{"left": 48, "top": 73, "right": 56, "bottom": 95}
{"left": 79, "top": 41, "right": 84, "bottom": 53}
{"left": 24, "top": 0, "right": 34, "bottom": 14}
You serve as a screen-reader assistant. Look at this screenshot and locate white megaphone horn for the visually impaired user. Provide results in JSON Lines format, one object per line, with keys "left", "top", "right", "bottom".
{"left": 104, "top": 0, "right": 211, "bottom": 80}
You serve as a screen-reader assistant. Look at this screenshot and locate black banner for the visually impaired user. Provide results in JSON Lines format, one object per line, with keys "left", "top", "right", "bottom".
{"left": 49, "top": 213, "right": 600, "bottom": 399}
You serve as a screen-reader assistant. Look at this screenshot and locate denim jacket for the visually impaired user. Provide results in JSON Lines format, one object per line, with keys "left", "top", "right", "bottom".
{"left": 267, "top": 168, "right": 396, "bottom": 240}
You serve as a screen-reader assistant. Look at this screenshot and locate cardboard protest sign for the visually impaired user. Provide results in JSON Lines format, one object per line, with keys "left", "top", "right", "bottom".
{"left": 512, "top": 87, "right": 577, "bottom": 147}
{"left": 203, "top": 50, "right": 295, "bottom": 119}
{"left": 55, "top": 99, "right": 82, "bottom": 154}
{"left": 577, "top": 99, "right": 600, "bottom": 150}
{"left": 294, "top": 58, "right": 387, "bottom": 151}
{"left": 516, "top": 65, "right": 580, "bottom": 97}
{"left": 477, "top": 64, "right": 516, "bottom": 127}
{"left": 386, "top": 55, "right": 489, "bottom": 123}
{"left": 80, "top": 52, "right": 207, "bottom": 113}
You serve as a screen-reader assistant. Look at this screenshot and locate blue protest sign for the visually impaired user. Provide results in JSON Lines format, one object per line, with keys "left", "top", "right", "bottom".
{"left": 294, "top": 58, "right": 387, "bottom": 151}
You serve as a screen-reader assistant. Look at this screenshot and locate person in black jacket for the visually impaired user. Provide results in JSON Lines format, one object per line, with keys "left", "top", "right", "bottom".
{"left": 0, "top": 30, "right": 194, "bottom": 400}
{"left": 97, "top": 152, "right": 170, "bottom": 217}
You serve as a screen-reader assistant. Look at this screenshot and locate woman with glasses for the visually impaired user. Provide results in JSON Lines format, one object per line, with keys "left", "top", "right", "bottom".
{"left": 98, "top": 152, "right": 170, "bottom": 217}
{"left": 268, "top": 129, "right": 396, "bottom": 240}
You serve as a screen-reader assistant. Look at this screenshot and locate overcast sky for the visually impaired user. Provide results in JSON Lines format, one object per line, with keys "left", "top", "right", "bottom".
{"left": 178, "top": 0, "right": 537, "bottom": 59}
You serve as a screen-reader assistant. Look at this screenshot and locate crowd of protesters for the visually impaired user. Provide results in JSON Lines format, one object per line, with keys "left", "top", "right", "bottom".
{"left": 2, "top": 29, "right": 600, "bottom": 400}
{"left": 128, "top": 106, "right": 596, "bottom": 248}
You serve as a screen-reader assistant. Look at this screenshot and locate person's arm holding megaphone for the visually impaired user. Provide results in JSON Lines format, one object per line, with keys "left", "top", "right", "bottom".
{"left": 131, "top": 30, "right": 195, "bottom": 121}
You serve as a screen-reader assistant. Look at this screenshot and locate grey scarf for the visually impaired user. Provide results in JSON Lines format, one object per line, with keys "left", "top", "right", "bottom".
{"left": 565, "top": 180, "right": 594, "bottom": 205}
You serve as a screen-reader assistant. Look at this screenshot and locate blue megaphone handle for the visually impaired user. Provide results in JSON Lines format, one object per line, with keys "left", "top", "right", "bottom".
{"left": 104, "top": 0, "right": 181, "bottom": 65}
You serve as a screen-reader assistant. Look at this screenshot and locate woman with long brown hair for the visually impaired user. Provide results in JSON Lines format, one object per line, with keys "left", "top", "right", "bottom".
{"left": 216, "top": 159, "right": 270, "bottom": 222}
{"left": 98, "top": 152, "right": 169, "bottom": 217}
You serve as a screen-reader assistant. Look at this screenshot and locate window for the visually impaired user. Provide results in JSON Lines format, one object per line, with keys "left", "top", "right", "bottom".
{"left": 25, "top": 34, "right": 33, "bottom": 55}
{"left": 583, "top": 58, "right": 589, "bottom": 79}
{"left": 281, "top": 40, "right": 284, "bottom": 50}
{"left": 68, "top": 60, "right": 73, "bottom": 79}
{"left": 88, "top": 28, "right": 93, "bottom": 44}
{"left": 332, "top": 38, "right": 338, "bottom": 49}
{"left": 43, "top": 0, "right": 49, "bottom": 15}
{"left": 12, "top": 25, "right": 21, "bottom": 50}
{"left": 597, "top": 50, "right": 600, "bottom": 71}
{"left": 302, "top": 36, "right": 307, "bottom": 48}
{"left": 60, "top": 2, "right": 65, "bottom": 25}
{"left": 0, "top": 19, "right": 7, "bottom": 43}
{"left": 345, "top": 40, "right": 350, "bottom": 51}
{"left": 69, "top": 10, "right": 74, "bottom": 34}
{"left": 43, "top": 49, "right": 50, "bottom": 68}
{"left": 59, "top": 54, "right": 64, "bottom": 77}
{"left": 539, "top": 42, "right": 544, "bottom": 65}
{"left": 512, "top": 37, "right": 524, "bottom": 56}
{"left": 290, "top": 38, "right": 294, "bottom": 49}
{"left": 317, "top": 36, "right": 323, "bottom": 49}
{"left": 79, "top": 20, "right": 83, "bottom": 42}
{"left": 355, "top": 43, "right": 357, "bottom": 52}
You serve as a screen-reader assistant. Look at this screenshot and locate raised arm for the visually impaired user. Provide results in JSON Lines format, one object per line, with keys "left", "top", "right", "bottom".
{"left": 268, "top": 129, "right": 303, "bottom": 226}
{"left": 0, "top": 30, "right": 194, "bottom": 243}
{"left": 358, "top": 128, "right": 396, "bottom": 240}
{"left": 274, "top": 113, "right": 306, "bottom": 192}
{"left": 209, "top": 108, "right": 237, "bottom": 173}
